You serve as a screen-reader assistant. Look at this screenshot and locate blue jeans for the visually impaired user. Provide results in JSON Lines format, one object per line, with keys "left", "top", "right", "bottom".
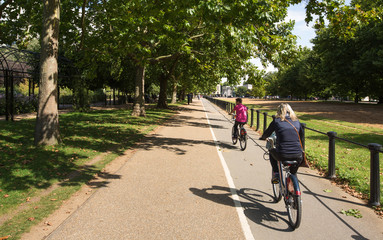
{"left": 269, "top": 148, "right": 302, "bottom": 175}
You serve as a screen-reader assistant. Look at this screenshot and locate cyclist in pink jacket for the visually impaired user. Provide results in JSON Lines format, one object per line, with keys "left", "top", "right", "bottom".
{"left": 230, "top": 98, "right": 248, "bottom": 138}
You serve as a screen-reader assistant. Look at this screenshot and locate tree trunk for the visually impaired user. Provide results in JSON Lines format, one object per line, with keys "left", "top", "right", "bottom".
{"left": 180, "top": 89, "right": 186, "bottom": 101}
{"left": 354, "top": 91, "right": 359, "bottom": 104}
{"left": 171, "top": 80, "right": 177, "bottom": 104}
{"left": 132, "top": 65, "right": 146, "bottom": 117}
{"left": 378, "top": 96, "right": 383, "bottom": 105}
{"left": 79, "top": 0, "right": 87, "bottom": 51}
{"left": 34, "top": 0, "right": 61, "bottom": 146}
{"left": 157, "top": 74, "right": 168, "bottom": 108}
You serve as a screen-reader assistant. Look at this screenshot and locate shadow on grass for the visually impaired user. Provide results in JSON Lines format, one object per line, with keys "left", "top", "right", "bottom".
{"left": 0, "top": 108, "right": 168, "bottom": 193}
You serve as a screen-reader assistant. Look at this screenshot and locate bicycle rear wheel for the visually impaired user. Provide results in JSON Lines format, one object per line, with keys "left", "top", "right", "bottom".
{"left": 272, "top": 171, "right": 282, "bottom": 202}
{"left": 239, "top": 128, "right": 247, "bottom": 150}
{"left": 286, "top": 175, "right": 302, "bottom": 229}
{"left": 232, "top": 126, "right": 238, "bottom": 144}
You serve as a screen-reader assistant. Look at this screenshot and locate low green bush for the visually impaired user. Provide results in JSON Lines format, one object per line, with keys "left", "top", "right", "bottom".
{"left": 0, "top": 96, "right": 38, "bottom": 115}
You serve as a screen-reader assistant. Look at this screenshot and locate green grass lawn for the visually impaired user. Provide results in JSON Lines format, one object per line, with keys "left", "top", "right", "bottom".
{"left": 219, "top": 98, "right": 383, "bottom": 204}
{"left": 0, "top": 106, "right": 174, "bottom": 238}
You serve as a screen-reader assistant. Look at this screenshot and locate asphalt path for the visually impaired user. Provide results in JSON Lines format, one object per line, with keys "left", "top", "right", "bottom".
{"left": 201, "top": 98, "right": 383, "bottom": 240}
{"left": 28, "top": 98, "right": 383, "bottom": 239}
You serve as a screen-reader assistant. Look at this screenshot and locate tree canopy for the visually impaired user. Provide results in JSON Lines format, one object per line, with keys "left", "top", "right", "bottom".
{"left": 2, "top": 0, "right": 382, "bottom": 144}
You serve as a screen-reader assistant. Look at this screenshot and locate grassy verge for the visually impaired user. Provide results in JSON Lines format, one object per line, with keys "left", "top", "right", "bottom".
{"left": 0, "top": 105, "right": 176, "bottom": 238}
{"left": 219, "top": 98, "right": 383, "bottom": 204}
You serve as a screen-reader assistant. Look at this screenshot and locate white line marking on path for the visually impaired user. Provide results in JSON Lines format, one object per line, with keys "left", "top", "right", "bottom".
{"left": 202, "top": 99, "right": 255, "bottom": 240}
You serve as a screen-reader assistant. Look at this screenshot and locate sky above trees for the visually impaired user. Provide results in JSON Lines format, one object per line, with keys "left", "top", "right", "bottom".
{"left": 255, "top": 0, "right": 352, "bottom": 72}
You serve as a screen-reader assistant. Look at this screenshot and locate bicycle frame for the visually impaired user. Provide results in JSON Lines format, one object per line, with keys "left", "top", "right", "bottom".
{"left": 276, "top": 161, "right": 301, "bottom": 198}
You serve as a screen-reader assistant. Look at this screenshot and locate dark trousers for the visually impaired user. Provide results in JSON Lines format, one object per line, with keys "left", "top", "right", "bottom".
{"left": 233, "top": 121, "right": 246, "bottom": 137}
{"left": 269, "top": 148, "right": 302, "bottom": 175}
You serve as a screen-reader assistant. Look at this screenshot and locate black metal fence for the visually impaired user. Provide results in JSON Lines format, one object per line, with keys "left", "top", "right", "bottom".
{"left": 205, "top": 96, "right": 383, "bottom": 206}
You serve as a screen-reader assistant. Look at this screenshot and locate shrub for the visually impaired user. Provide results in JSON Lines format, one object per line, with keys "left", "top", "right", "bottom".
{"left": 0, "top": 96, "right": 38, "bottom": 115}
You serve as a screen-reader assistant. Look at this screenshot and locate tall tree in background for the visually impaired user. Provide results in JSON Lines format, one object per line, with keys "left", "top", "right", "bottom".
{"left": 34, "top": 0, "right": 61, "bottom": 145}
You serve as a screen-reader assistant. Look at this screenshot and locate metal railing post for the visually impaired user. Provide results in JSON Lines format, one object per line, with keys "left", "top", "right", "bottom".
{"left": 368, "top": 143, "right": 382, "bottom": 206}
{"left": 5, "top": 70, "right": 9, "bottom": 121}
{"left": 256, "top": 110, "right": 260, "bottom": 131}
{"left": 10, "top": 71, "right": 14, "bottom": 121}
{"left": 301, "top": 123, "right": 306, "bottom": 151}
{"left": 263, "top": 112, "right": 268, "bottom": 132}
{"left": 327, "top": 131, "right": 337, "bottom": 179}
{"left": 250, "top": 109, "right": 254, "bottom": 127}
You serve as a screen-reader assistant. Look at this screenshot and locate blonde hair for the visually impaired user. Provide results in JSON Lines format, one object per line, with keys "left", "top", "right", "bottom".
{"left": 276, "top": 103, "right": 298, "bottom": 121}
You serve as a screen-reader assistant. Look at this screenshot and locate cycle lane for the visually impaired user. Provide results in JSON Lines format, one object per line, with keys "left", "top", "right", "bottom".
{"left": 202, "top": 98, "right": 383, "bottom": 240}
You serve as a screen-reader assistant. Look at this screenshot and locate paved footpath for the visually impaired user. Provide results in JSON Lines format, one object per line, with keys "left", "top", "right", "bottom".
{"left": 29, "top": 99, "right": 383, "bottom": 239}
{"left": 45, "top": 100, "right": 244, "bottom": 239}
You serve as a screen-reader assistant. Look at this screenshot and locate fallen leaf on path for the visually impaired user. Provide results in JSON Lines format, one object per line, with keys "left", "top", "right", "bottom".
{"left": 26, "top": 197, "right": 30, "bottom": 202}
{"left": 44, "top": 221, "right": 52, "bottom": 226}
{"left": 340, "top": 209, "right": 362, "bottom": 218}
{"left": 50, "top": 199, "right": 57, "bottom": 201}
{"left": 323, "top": 189, "right": 332, "bottom": 193}
{"left": 3, "top": 194, "right": 9, "bottom": 198}
{"left": 28, "top": 217, "right": 35, "bottom": 221}
{"left": 0, "top": 236, "right": 10, "bottom": 240}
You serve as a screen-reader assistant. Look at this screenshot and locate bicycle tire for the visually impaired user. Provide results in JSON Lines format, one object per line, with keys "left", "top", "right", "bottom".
{"left": 286, "top": 174, "right": 302, "bottom": 229}
{"left": 272, "top": 171, "right": 282, "bottom": 202}
{"left": 239, "top": 129, "right": 247, "bottom": 150}
{"left": 232, "top": 126, "right": 237, "bottom": 145}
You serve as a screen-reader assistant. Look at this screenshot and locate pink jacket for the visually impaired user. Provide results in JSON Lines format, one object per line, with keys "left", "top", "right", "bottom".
{"left": 234, "top": 104, "right": 247, "bottom": 123}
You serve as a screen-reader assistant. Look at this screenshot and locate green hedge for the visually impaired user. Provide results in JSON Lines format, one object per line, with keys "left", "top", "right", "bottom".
{"left": 0, "top": 97, "right": 38, "bottom": 115}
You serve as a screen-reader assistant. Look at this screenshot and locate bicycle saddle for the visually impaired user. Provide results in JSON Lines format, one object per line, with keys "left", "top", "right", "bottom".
{"left": 283, "top": 160, "right": 299, "bottom": 166}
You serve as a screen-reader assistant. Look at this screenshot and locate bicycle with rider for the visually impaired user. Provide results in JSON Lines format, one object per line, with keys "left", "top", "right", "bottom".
{"left": 230, "top": 98, "right": 247, "bottom": 138}
{"left": 259, "top": 103, "right": 303, "bottom": 183}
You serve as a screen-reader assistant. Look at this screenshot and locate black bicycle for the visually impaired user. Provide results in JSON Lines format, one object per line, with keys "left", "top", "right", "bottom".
{"left": 231, "top": 114, "right": 247, "bottom": 150}
{"left": 267, "top": 136, "right": 302, "bottom": 230}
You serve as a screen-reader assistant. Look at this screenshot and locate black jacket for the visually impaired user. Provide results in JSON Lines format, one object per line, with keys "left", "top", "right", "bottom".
{"left": 261, "top": 115, "right": 303, "bottom": 155}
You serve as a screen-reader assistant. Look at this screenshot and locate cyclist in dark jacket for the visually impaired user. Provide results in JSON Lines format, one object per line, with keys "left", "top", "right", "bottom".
{"left": 260, "top": 103, "right": 303, "bottom": 183}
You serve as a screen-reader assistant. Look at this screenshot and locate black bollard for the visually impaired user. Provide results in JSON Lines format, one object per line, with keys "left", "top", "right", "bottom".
{"left": 250, "top": 109, "right": 254, "bottom": 127}
{"left": 263, "top": 112, "right": 268, "bottom": 132}
{"left": 327, "top": 131, "right": 337, "bottom": 179}
{"left": 256, "top": 110, "right": 260, "bottom": 131}
{"left": 301, "top": 123, "right": 306, "bottom": 151}
{"left": 368, "top": 143, "right": 382, "bottom": 206}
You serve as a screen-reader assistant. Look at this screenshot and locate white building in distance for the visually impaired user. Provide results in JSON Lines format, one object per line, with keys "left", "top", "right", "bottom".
{"left": 222, "top": 86, "right": 233, "bottom": 97}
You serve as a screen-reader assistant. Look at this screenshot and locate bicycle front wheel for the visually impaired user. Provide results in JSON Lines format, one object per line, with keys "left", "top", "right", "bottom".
{"left": 286, "top": 175, "right": 302, "bottom": 229}
{"left": 239, "top": 129, "right": 247, "bottom": 150}
{"left": 232, "top": 126, "right": 238, "bottom": 145}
